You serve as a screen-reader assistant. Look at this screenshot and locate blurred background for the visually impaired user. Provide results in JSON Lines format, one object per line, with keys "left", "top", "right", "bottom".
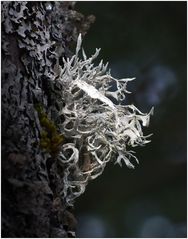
{"left": 75, "top": 2, "right": 187, "bottom": 237}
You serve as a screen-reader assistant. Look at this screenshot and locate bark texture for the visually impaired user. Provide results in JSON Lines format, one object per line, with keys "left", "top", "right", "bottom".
{"left": 1, "top": 2, "right": 94, "bottom": 237}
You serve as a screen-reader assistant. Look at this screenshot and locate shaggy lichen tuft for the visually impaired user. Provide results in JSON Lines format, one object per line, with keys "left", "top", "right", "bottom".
{"left": 55, "top": 34, "right": 153, "bottom": 205}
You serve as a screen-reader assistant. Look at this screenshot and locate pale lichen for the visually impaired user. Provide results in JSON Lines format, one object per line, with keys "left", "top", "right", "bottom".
{"left": 55, "top": 34, "right": 154, "bottom": 205}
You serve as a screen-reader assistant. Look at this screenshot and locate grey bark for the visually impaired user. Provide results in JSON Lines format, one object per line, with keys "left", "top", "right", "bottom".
{"left": 1, "top": 1, "right": 94, "bottom": 237}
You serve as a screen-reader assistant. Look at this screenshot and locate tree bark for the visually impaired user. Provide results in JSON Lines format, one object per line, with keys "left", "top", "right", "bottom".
{"left": 1, "top": 2, "right": 94, "bottom": 237}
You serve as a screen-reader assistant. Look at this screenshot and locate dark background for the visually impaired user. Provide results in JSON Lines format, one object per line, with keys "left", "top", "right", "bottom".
{"left": 74, "top": 2, "right": 187, "bottom": 237}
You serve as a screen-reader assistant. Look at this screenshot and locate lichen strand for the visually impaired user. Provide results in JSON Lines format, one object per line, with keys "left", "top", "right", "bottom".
{"left": 54, "top": 34, "right": 153, "bottom": 205}
{"left": 35, "top": 105, "right": 64, "bottom": 156}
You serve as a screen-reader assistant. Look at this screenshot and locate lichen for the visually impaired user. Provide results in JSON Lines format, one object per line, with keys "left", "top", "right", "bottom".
{"left": 54, "top": 34, "right": 154, "bottom": 205}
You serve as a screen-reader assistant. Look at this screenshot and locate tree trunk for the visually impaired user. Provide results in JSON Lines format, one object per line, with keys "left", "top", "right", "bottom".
{"left": 1, "top": 2, "right": 94, "bottom": 237}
